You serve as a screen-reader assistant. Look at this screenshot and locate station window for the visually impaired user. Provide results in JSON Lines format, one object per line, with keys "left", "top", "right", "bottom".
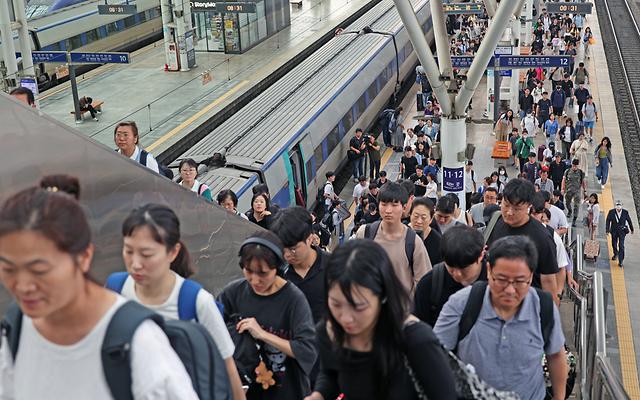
{"left": 305, "top": 158, "right": 315, "bottom": 182}
{"left": 314, "top": 143, "right": 324, "bottom": 164}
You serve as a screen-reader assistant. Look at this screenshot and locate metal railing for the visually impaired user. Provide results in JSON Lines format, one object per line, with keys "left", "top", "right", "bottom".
{"left": 567, "top": 234, "right": 630, "bottom": 399}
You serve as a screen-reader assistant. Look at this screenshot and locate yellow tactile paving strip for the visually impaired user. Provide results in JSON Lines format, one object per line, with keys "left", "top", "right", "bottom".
{"left": 601, "top": 185, "right": 640, "bottom": 398}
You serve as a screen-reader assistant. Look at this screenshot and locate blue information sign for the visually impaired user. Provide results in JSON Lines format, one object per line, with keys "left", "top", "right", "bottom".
{"left": 16, "top": 51, "right": 67, "bottom": 63}
{"left": 69, "top": 52, "right": 130, "bottom": 64}
{"left": 442, "top": 167, "right": 464, "bottom": 192}
{"left": 497, "top": 55, "right": 572, "bottom": 68}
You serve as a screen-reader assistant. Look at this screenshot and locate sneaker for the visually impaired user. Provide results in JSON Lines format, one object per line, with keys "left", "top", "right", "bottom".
{"left": 93, "top": 117, "right": 99, "bottom": 122}
{"left": 96, "top": 110, "right": 102, "bottom": 114}
{"left": 601, "top": 184, "right": 605, "bottom": 190}
{"left": 619, "top": 262, "right": 623, "bottom": 268}
{"left": 612, "top": 254, "right": 617, "bottom": 261}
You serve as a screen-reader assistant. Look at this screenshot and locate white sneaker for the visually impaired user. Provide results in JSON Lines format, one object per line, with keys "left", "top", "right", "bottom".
{"left": 601, "top": 184, "right": 605, "bottom": 190}
{"left": 93, "top": 117, "right": 99, "bottom": 122}
{"left": 96, "top": 110, "right": 102, "bottom": 114}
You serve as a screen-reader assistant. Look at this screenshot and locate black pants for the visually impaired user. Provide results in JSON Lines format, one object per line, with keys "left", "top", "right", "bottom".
{"left": 611, "top": 231, "right": 627, "bottom": 264}
{"left": 370, "top": 159, "right": 381, "bottom": 180}
{"left": 577, "top": 101, "right": 585, "bottom": 121}
{"left": 82, "top": 104, "right": 97, "bottom": 118}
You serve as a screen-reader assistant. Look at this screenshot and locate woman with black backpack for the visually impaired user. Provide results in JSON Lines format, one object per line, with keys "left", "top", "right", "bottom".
{"left": 0, "top": 185, "right": 198, "bottom": 399}
{"left": 304, "top": 239, "right": 457, "bottom": 400}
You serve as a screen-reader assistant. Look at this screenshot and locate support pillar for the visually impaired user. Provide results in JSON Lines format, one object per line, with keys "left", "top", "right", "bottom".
{"left": 13, "top": 0, "right": 34, "bottom": 77}
{"left": 160, "top": 0, "right": 175, "bottom": 68}
{"left": 510, "top": 16, "right": 521, "bottom": 111}
{"left": 524, "top": 0, "right": 534, "bottom": 45}
{"left": 0, "top": 0, "right": 18, "bottom": 87}
{"left": 173, "top": 0, "right": 192, "bottom": 71}
{"left": 440, "top": 118, "right": 467, "bottom": 210}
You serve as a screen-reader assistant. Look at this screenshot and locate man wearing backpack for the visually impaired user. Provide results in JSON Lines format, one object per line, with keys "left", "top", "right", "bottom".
{"left": 434, "top": 236, "right": 567, "bottom": 400}
{"left": 414, "top": 226, "right": 486, "bottom": 326}
{"left": 561, "top": 159, "right": 587, "bottom": 226}
{"left": 355, "top": 182, "right": 431, "bottom": 296}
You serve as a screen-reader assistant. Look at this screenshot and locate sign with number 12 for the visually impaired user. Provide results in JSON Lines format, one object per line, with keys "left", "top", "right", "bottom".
{"left": 443, "top": 167, "right": 464, "bottom": 192}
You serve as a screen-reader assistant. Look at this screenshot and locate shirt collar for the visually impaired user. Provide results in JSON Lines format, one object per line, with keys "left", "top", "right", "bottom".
{"left": 480, "top": 286, "right": 535, "bottom": 322}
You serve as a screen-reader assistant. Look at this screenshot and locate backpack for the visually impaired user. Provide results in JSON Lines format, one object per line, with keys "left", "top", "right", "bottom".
{"left": 139, "top": 149, "right": 174, "bottom": 180}
{"left": 364, "top": 221, "right": 416, "bottom": 275}
{"left": 456, "top": 281, "right": 555, "bottom": 349}
{"left": 430, "top": 262, "right": 447, "bottom": 313}
{"left": 1, "top": 301, "right": 232, "bottom": 400}
{"left": 316, "top": 182, "right": 330, "bottom": 205}
{"left": 105, "top": 272, "right": 225, "bottom": 319}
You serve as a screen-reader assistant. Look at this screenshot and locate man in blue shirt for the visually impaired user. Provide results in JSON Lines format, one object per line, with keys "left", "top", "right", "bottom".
{"left": 434, "top": 236, "right": 567, "bottom": 400}
{"left": 550, "top": 85, "right": 566, "bottom": 117}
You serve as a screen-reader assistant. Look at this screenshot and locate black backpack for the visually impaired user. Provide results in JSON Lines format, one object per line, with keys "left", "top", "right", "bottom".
{"left": 364, "top": 221, "right": 416, "bottom": 275}
{"left": 456, "top": 281, "right": 554, "bottom": 349}
{"left": 1, "top": 301, "right": 232, "bottom": 400}
{"left": 430, "top": 262, "right": 447, "bottom": 314}
{"left": 139, "top": 149, "right": 174, "bottom": 179}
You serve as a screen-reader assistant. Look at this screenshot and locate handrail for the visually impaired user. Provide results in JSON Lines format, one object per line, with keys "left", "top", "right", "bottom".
{"left": 593, "top": 355, "right": 631, "bottom": 399}
{"left": 593, "top": 272, "right": 607, "bottom": 358}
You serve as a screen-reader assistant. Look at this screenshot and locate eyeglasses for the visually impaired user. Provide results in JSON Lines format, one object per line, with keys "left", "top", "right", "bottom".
{"left": 491, "top": 275, "right": 532, "bottom": 290}
{"left": 284, "top": 242, "right": 303, "bottom": 256}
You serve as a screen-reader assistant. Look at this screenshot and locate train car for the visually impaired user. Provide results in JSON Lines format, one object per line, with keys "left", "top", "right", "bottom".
{"left": 176, "top": 0, "right": 434, "bottom": 213}
{"left": 2, "top": 0, "right": 163, "bottom": 89}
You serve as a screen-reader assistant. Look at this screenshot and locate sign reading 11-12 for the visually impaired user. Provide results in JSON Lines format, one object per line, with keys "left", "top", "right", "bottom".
{"left": 443, "top": 167, "right": 464, "bottom": 192}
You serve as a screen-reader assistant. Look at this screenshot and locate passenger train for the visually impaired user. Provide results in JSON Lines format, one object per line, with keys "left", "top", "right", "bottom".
{"left": 2, "top": 0, "right": 163, "bottom": 89}
{"left": 177, "top": 0, "right": 434, "bottom": 213}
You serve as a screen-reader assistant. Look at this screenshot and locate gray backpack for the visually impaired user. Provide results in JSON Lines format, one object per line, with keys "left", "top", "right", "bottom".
{"left": 1, "top": 301, "right": 232, "bottom": 400}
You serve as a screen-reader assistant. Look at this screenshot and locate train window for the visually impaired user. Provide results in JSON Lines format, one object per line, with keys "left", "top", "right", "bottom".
{"left": 98, "top": 26, "right": 107, "bottom": 39}
{"left": 358, "top": 94, "right": 367, "bottom": 117}
{"left": 352, "top": 103, "right": 360, "bottom": 123}
{"left": 327, "top": 126, "right": 340, "bottom": 155}
{"left": 106, "top": 22, "right": 119, "bottom": 35}
{"left": 86, "top": 29, "right": 99, "bottom": 44}
{"left": 115, "top": 20, "right": 125, "bottom": 30}
{"left": 138, "top": 11, "right": 148, "bottom": 23}
{"left": 398, "top": 47, "right": 405, "bottom": 65}
{"left": 66, "top": 35, "right": 82, "bottom": 50}
{"left": 124, "top": 15, "right": 137, "bottom": 28}
{"left": 405, "top": 41, "right": 413, "bottom": 55}
{"left": 342, "top": 110, "right": 352, "bottom": 134}
{"left": 305, "top": 158, "right": 315, "bottom": 182}
{"left": 314, "top": 143, "right": 324, "bottom": 164}
{"left": 366, "top": 81, "right": 377, "bottom": 105}
{"left": 322, "top": 140, "right": 328, "bottom": 160}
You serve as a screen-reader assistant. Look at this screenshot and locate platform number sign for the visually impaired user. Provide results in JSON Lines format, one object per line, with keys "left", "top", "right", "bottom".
{"left": 443, "top": 167, "right": 464, "bottom": 192}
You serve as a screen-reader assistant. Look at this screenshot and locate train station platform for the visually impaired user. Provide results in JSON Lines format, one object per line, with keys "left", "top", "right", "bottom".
{"left": 36, "top": 0, "right": 374, "bottom": 157}
{"left": 334, "top": 5, "right": 640, "bottom": 395}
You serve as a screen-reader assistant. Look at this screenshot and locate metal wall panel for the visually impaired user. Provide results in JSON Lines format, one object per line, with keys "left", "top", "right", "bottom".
{"left": 0, "top": 94, "right": 258, "bottom": 312}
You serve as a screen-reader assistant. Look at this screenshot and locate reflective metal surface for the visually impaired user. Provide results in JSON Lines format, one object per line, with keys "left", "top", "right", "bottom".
{"left": 0, "top": 93, "right": 258, "bottom": 312}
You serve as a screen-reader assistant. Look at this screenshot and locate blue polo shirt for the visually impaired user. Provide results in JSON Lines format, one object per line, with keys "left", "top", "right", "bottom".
{"left": 434, "top": 285, "right": 565, "bottom": 400}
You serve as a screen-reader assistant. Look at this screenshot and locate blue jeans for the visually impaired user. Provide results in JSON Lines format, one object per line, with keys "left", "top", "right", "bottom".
{"left": 352, "top": 157, "right": 364, "bottom": 179}
{"left": 596, "top": 158, "right": 610, "bottom": 185}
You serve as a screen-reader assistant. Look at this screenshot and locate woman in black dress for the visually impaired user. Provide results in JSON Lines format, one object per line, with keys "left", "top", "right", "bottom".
{"left": 304, "top": 240, "right": 456, "bottom": 400}
{"left": 409, "top": 197, "right": 442, "bottom": 265}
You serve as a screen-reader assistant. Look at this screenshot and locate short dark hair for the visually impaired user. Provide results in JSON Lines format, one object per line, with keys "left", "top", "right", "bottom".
{"left": 540, "top": 190, "right": 552, "bottom": 203}
{"left": 114, "top": 121, "right": 139, "bottom": 143}
{"left": 326, "top": 171, "right": 335, "bottom": 179}
{"left": 531, "top": 192, "right": 546, "bottom": 213}
{"left": 441, "top": 225, "right": 484, "bottom": 268}
{"left": 399, "top": 180, "right": 415, "bottom": 197}
{"left": 409, "top": 197, "right": 434, "bottom": 217}
{"left": 179, "top": 158, "right": 198, "bottom": 172}
{"left": 10, "top": 86, "right": 35, "bottom": 105}
{"left": 436, "top": 196, "right": 456, "bottom": 214}
{"left": 369, "top": 182, "right": 378, "bottom": 190}
{"left": 379, "top": 170, "right": 387, "bottom": 177}
{"left": 355, "top": 128, "right": 363, "bottom": 134}
{"left": 487, "top": 236, "right": 538, "bottom": 273}
{"left": 252, "top": 183, "right": 270, "bottom": 196}
{"left": 502, "top": 179, "right": 535, "bottom": 206}
{"left": 217, "top": 189, "right": 238, "bottom": 207}
{"left": 270, "top": 206, "right": 313, "bottom": 247}
{"left": 378, "top": 182, "right": 409, "bottom": 205}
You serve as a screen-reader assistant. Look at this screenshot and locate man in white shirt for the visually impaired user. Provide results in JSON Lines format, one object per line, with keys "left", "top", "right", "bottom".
{"left": 353, "top": 176, "right": 368, "bottom": 210}
{"left": 464, "top": 161, "right": 476, "bottom": 210}
{"left": 323, "top": 171, "right": 338, "bottom": 213}
{"left": 541, "top": 190, "right": 568, "bottom": 236}
{"left": 114, "top": 121, "right": 160, "bottom": 174}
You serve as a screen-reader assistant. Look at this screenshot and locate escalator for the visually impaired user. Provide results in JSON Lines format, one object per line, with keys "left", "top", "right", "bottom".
{"left": 0, "top": 93, "right": 258, "bottom": 312}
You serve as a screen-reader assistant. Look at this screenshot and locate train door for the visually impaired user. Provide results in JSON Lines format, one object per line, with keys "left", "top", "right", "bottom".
{"left": 288, "top": 144, "right": 307, "bottom": 207}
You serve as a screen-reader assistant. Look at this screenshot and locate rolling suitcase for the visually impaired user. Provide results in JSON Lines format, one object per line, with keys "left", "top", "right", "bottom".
{"left": 584, "top": 239, "right": 600, "bottom": 261}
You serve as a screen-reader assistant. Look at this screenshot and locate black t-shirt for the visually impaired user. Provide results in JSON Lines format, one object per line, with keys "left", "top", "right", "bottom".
{"left": 423, "top": 229, "right": 442, "bottom": 266}
{"left": 349, "top": 136, "right": 365, "bottom": 158}
{"left": 414, "top": 262, "right": 487, "bottom": 327}
{"left": 401, "top": 156, "right": 419, "bottom": 179}
{"left": 284, "top": 247, "right": 329, "bottom": 323}
{"left": 520, "top": 93, "right": 534, "bottom": 113}
{"left": 364, "top": 211, "right": 381, "bottom": 224}
{"left": 218, "top": 279, "right": 317, "bottom": 399}
{"left": 538, "top": 98, "right": 552, "bottom": 115}
{"left": 409, "top": 173, "right": 429, "bottom": 197}
{"left": 562, "top": 79, "right": 574, "bottom": 98}
{"left": 487, "top": 217, "right": 559, "bottom": 288}
{"left": 314, "top": 320, "right": 457, "bottom": 400}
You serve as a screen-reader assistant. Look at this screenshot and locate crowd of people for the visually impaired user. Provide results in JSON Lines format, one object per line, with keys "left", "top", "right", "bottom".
{"left": 1, "top": 3, "right": 636, "bottom": 400}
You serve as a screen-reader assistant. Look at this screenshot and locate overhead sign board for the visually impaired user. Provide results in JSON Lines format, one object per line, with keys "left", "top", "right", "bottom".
{"left": 16, "top": 51, "right": 67, "bottom": 63}
{"left": 98, "top": 4, "right": 137, "bottom": 14}
{"left": 20, "top": 76, "right": 39, "bottom": 96}
{"left": 497, "top": 55, "right": 572, "bottom": 68}
{"left": 69, "top": 52, "right": 131, "bottom": 64}
{"left": 545, "top": 2, "right": 593, "bottom": 14}
{"left": 443, "top": 167, "right": 464, "bottom": 192}
{"left": 494, "top": 46, "right": 513, "bottom": 56}
{"left": 190, "top": 0, "right": 256, "bottom": 12}
{"left": 443, "top": 3, "right": 484, "bottom": 14}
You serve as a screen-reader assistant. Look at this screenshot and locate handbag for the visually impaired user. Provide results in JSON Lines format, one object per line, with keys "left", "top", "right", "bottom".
{"left": 404, "top": 349, "right": 521, "bottom": 400}
{"left": 588, "top": 37, "right": 596, "bottom": 45}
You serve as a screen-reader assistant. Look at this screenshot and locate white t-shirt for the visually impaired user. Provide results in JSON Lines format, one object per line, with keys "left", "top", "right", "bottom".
{"left": 0, "top": 296, "right": 198, "bottom": 400}
{"left": 551, "top": 228, "right": 568, "bottom": 269}
{"left": 548, "top": 204, "right": 568, "bottom": 231}
{"left": 120, "top": 272, "right": 235, "bottom": 359}
{"left": 352, "top": 183, "right": 367, "bottom": 201}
